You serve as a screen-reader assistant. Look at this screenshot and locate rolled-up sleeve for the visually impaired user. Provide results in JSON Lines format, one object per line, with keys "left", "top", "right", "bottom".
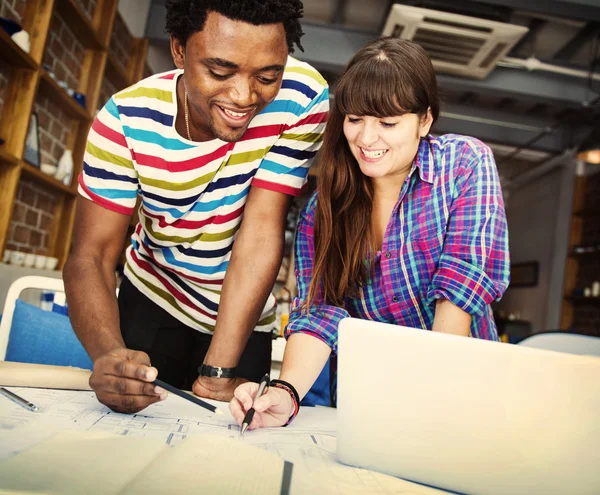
{"left": 284, "top": 195, "right": 349, "bottom": 354}
{"left": 426, "top": 140, "right": 510, "bottom": 316}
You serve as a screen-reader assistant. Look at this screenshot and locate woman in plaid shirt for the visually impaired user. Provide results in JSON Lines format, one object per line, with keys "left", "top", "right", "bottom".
{"left": 230, "top": 37, "right": 510, "bottom": 428}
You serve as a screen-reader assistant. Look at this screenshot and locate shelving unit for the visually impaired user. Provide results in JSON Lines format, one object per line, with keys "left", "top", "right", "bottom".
{"left": 568, "top": 250, "right": 600, "bottom": 258}
{"left": 561, "top": 174, "right": 600, "bottom": 332}
{"left": 561, "top": 176, "right": 586, "bottom": 329}
{"left": 0, "top": 0, "right": 148, "bottom": 270}
{"left": 566, "top": 296, "right": 600, "bottom": 304}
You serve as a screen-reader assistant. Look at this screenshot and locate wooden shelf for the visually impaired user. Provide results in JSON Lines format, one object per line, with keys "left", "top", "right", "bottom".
{"left": 569, "top": 250, "right": 600, "bottom": 258}
{"left": 566, "top": 296, "right": 600, "bottom": 304}
{"left": 573, "top": 209, "right": 600, "bottom": 219}
{"left": 55, "top": 0, "right": 105, "bottom": 50}
{"left": 105, "top": 51, "right": 131, "bottom": 89}
{"left": 0, "top": 0, "right": 125, "bottom": 280}
{"left": 38, "top": 71, "right": 92, "bottom": 122}
{"left": 0, "top": 27, "right": 38, "bottom": 69}
{"left": 20, "top": 161, "right": 77, "bottom": 196}
{"left": 0, "top": 147, "right": 19, "bottom": 166}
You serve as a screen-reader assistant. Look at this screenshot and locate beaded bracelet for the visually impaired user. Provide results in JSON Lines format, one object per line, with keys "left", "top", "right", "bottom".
{"left": 270, "top": 379, "right": 300, "bottom": 426}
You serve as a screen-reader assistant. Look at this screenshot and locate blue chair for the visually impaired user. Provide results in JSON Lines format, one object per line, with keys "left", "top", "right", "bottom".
{"left": 0, "top": 276, "right": 93, "bottom": 369}
{"left": 518, "top": 331, "right": 600, "bottom": 357}
{"left": 301, "top": 357, "right": 332, "bottom": 407}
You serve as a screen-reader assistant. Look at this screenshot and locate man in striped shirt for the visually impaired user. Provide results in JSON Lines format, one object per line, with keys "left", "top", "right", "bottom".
{"left": 63, "top": 0, "right": 328, "bottom": 413}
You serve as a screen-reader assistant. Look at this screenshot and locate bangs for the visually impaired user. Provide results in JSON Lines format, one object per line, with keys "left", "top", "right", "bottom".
{"left": 335, "top": 58, "right": 418, "bottom": 118}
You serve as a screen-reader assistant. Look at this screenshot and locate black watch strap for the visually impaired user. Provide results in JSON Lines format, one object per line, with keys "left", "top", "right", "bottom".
{"left": 198, "top": 364, "right": 237, "bottom": 378}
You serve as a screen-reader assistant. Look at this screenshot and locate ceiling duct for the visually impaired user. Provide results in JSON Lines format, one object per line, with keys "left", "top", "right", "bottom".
{"left": 382, "top": 5, "right": 528, "bottom": 79}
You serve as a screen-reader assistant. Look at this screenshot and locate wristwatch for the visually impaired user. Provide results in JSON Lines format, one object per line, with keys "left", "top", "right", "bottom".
{"left": 198, "top": 364, "right": 237, "bottom": 379}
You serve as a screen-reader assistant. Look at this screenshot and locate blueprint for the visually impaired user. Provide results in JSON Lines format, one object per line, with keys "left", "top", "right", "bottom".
{"left": 0, "top": 388, "right": 337, "bottom": 464}
{"left": 0, "top": 388, "right": 449, "bottom": 494}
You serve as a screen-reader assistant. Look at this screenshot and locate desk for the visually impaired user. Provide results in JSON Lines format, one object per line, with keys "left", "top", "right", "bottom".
{"left": 0, "top": 385, "right": 450, "bottom": 495}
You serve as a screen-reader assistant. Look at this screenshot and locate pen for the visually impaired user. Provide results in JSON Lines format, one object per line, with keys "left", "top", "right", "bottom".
{"left": 153, "top": 378, "right": 223, "bottom": 415}
{"left": 0, "top": 387, "right": 40, "bottom": 412}
{"left": 240, "top": 373, "right": 270, "bottom": 437}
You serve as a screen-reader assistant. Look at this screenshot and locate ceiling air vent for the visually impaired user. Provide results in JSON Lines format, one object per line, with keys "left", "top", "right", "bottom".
{"left": 382, "top": 5, "right": 528, "bottom": 79}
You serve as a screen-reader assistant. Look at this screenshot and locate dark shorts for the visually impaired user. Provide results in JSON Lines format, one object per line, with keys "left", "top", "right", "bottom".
{"left": 117, "top": 277, "right": 272, "bottom": 390}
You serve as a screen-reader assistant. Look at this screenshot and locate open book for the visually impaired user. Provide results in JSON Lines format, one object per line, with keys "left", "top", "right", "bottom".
{"left": 0, "top": 431, "right": 292, "bottom": 495}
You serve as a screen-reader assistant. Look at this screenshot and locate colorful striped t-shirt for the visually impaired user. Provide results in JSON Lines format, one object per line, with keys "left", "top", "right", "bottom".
{"left": 79, "top": 58, "right": 329, "bottom": 334}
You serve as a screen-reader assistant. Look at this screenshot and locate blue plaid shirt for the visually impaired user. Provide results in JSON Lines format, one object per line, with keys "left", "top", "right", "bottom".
{"left": 286, "top": 134, "right": 510, "bottom": 357}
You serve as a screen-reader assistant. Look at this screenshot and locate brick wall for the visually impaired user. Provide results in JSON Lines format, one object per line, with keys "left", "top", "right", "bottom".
{"left": 42, "top": 13, "right": 86, "bottom": 92}
{"left": 109, "top": 13, "right": 133, "bottom": 75}
{"left": 573, "top": 172, "right": 600, "bottom": 335}
{"left": 5, "top": 179, "right": 59, "bottom": 255}
{"left": 34, "top": 93, "right": 72, "bottom": 167}
{"left": 0, "top": 0, "right": 27, "bottom": 24}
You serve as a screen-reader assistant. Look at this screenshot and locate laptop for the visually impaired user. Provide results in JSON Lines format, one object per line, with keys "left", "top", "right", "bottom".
{"left": 336, "top": 318, "right": 600, "bottom": 495}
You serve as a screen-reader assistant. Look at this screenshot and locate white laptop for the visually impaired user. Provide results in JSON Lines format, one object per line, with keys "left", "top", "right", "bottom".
{"left": 336, "top": 318, "right": 600, "bottom": 495}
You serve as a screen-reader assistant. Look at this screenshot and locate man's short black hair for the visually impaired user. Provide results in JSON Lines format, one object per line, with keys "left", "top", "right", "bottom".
{"left": 165, "top": 0, "right": 304, "bottom": 53}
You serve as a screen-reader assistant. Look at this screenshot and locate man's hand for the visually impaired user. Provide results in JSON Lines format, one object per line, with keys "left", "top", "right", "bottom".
{"left": 192, "top": 376, "right": 248, "bottom": 402}
{"left": 89, "top": 348, "right": 167, "bottom": 414}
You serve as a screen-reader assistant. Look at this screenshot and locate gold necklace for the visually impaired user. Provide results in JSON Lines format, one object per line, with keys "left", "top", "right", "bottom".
{"left": 184, "top": 88, "right": 192, "bottom": 141}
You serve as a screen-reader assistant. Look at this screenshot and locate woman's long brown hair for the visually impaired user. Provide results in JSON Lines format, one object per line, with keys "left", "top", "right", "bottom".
{"left": 305, "top": 37, "right": 440, "bottom": 308}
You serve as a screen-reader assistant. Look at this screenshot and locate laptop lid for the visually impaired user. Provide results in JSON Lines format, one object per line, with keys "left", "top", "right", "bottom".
{"left": 336, "top": 318, "right": 600, "bottom": 495}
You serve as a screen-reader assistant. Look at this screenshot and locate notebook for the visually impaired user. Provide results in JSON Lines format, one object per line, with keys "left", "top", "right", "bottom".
{"left": 336, "top": 318, "right": 600, "bottom": 495}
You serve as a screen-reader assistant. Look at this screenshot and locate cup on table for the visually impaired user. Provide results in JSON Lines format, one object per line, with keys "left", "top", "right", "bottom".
{"left": 10, "top": 251, "right": 25, "bottom": 266}
{"left": 45, "top": 257, "right": 58, "bottom": 270}
{"left": 2, "top": 249, "right": 12, "bottom": 264}
{"left": 35, "top": 255, "right": 47, "bottom": 270}
{"left": 23, "top": 253, "right": 35, "bottom": 268}
{"left": 40, "top": 163, "right": 58, "bottom": 176}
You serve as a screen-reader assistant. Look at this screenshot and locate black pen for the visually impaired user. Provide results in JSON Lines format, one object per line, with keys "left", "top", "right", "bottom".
{"left": 153, "top": 379, "right": 223, "bottom": 415}
{"left": 0, "top": 387, "right": 40, "bottom": 412}
{"left": 240, "top": 373, "right": 270, "bottom": 437}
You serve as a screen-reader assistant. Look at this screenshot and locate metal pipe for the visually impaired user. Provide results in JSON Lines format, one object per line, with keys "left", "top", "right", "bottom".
{"left": 439, "top": 111, "right": 547, "bottom": 132}
{"left": 499, "top": 56, "right": 600, "bottom": 82}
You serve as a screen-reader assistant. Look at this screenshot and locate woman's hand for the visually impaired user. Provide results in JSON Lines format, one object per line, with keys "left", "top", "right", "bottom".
{"left": 229, "top": 381, "right": 294, "bottom": 430}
